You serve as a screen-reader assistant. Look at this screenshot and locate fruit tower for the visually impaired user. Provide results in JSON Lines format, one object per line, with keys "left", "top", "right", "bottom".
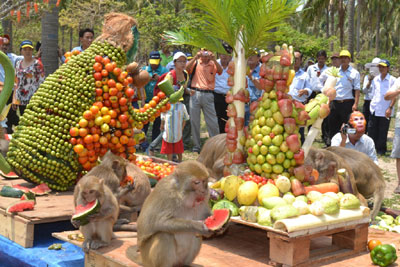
{"left": 2, "top": 13, "right": 172, "bottom": 191}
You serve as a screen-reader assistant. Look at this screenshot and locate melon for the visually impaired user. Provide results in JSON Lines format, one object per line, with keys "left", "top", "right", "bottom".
{"left": 30, "top": 183, "right": 51, "bottom": 195}
{"left": 12, "top": 184, "right": 31, "bottom": 193}
{"left": 0, "top": 186, "right": 24, "bottom": 198}
{"left": 20, "top": 191, "right": 36, "bottom": 203}
{"left": 72, "top": 199, "right": 101, "bottom": 226}
{"left": 0, "top": 170, "right": 18, "bottom": 179}
{"left": 204, "top": 209, "right": 231, "bottom": 231}
{"left": 6, "top": 200, "right": 35, "bottom": 213}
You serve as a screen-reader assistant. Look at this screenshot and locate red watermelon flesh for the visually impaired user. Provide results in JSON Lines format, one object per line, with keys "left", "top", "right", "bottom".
{"left": 30, "top": 183, "right": 51, "bottom": 195}
{"left": 204, "top": 209, "right": 231, "bottom": 231}
{"left": 12, "top": 184, "right": 31, "bottom": 193}
{"left": 6, "top": 200, "right": 35, "bottom": 213}
{"left": 72, "top": 199, "right": 101, "bottom": 226}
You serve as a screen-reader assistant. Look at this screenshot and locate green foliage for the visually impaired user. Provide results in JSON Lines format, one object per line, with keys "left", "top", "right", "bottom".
{"left": 164, "top": 0, "right": 300, "bottom": 57}
{"left": 276, "top": 24, "right": 337, "bottom": 59}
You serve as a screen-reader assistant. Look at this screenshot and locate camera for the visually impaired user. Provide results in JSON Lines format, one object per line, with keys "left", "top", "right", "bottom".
{"left": 342, "top": 124, "right": 356, "bottom": 135}
{"left": 202, "top": 51, "right": 209, "bottom": 56}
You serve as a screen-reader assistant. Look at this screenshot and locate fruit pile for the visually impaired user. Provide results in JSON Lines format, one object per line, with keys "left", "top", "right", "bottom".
{"left": 135, "top": 158, "right": 175, "bottom": 180}
{"left": 6, "top": 41, "right": 170, "bottom": 191}
{"left": 239, "top": 171, "right": 273, "bottom": 186}
{"left": 64, "top": 50, "right": 81, "bottom": 63}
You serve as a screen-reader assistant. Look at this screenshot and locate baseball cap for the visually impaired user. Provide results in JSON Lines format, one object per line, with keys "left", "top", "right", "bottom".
{"left": 365, "top": 57, "right": 380, "bottom": 68}
{"left": 378, "top": 59, "right": 390, "bottom": 67}
{"left": 339, "top": 50, "right": 351, "bottom": 58}
{"left": 149, "top": 51, "right": 161, "bottom": 65}
{"left": 185, "top": 52, "right": 193, "bottom": 60}
{"left": 331, "top": 52, "right": 340, "bottom": 59}
{"left": 173, "top": 51, "right": 187, "bottom": 61}
{"left": 20, "top": 40, "right": 34, "bottom": 49}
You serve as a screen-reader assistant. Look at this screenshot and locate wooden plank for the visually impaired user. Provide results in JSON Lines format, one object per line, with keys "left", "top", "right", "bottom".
{"left": 0, "top": 212, "right": 34, "bottom": 247}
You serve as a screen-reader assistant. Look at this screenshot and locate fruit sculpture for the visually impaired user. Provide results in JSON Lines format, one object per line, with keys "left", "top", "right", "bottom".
{"left": 0, "top": 13, "right": 172, "bottom": 191}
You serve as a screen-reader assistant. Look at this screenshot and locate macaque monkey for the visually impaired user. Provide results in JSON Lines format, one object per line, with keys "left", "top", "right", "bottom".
{"left": 197, "top": 133, "right": 227, "bottom": 181}
{"left": 119, "top": 162, "right": 151, "bottom": 214}
{"left": 85, "top": 151, "right": 131, "bottom": 201}
{"left": 305, "top": 147, "right": 368, "bottom": 207}
{"left": 136, "top": 160, "right": 212, "bottom": 267}
{"left": 72, "top": 175, "right": 119, "bottom": 252}
{"left": 0, "top": 126, "right": 9, "bottom": 157}
{"left": 327, "top": 146, "right": 385, "bottom": 219}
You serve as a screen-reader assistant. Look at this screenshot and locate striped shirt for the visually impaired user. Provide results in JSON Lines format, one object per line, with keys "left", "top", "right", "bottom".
{"left": 161, "top": 102, "right": 189, "bottom": 143}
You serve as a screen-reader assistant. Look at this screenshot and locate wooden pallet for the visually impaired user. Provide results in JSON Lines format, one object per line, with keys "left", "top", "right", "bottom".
{"left": 267, "top": 222, "right": 369, "bottom": 266}
{"left": 0, "top": 178, "right": 74, "bottom": 247}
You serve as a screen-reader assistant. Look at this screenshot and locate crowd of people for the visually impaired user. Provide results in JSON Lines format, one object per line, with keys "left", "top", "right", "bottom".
{"left": 2, "top": 30, "right": 400, "bottom": 191}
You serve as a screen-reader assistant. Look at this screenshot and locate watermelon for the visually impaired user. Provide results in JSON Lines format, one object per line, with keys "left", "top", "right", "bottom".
{"left": 0, "top": 186, "right": 24, "bottom": 198}
{"left": 30, "top": 183, "right": 51, "bottom": 195}
{"left": 0, "top": 170, "right": 19, "bottom": 179}
{"left": 71, "top": 199, "right": 101, "bottom": 226}
{"left": 6, "top": 200, "right": 35, "bottom": 213}
{"left": 20, "top": 191, "right": 36, "bottom": 203}
{"left": 204, "top": 209, "right": 231, "bottom": 231}
{"left": 12, "top": 184, "right": 31, "bottom": 193}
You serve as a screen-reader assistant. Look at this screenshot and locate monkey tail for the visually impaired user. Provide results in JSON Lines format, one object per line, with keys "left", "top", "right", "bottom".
{"left": 113, "top": 224, "right": 137, "bottom": 232}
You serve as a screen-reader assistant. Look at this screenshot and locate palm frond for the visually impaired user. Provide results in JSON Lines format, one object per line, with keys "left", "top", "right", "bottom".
{"left": 164, "top": 0, "right": 300, "bottom": 58}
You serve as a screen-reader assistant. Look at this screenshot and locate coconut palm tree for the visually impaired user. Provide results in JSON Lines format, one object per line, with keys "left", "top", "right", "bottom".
{"left": 164, "top": 0, "right": 299, "bottom": 173}
{"left": 347, "top": 0, "right": 355, "bottom": 59}
{"left": 41, "top": 0, "right": 59, "bottom": 76}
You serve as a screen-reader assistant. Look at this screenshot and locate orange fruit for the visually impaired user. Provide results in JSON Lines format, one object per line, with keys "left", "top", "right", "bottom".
{"left": 368, "top": 239, "right": 382, "bottom": 251}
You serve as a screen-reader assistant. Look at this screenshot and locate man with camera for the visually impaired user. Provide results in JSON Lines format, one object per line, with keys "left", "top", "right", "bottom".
{"left": 331, "top": 111, "right": 378, "bottom": 164}
{"left": 185, "top": 49, "right": 223, "bottom": 153}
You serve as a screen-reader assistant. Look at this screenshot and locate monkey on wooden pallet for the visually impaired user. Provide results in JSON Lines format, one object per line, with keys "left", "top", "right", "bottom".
{"left": 136, "top": 160, "right": 213, "bottom": 267}
{"left": 326, "top": 146, "right": 385, "bottom": 220}
{"left": 72, "top": 175, "right": 119, "bottom": 252}
{"left": 197, "top": 133, "right": 227, "bottom": 181}
{"left": 305, "top": 147, "right": 368, "bottom": 208}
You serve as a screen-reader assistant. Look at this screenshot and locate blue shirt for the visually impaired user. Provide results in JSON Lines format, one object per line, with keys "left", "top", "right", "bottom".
{"left": 0, "top": 53, "right": 23, "bottom": 82}
{"left": 333, "top": 65, "right": 360, "bottom": 100}
{"left": 370, "top": 73, "right": 396, "bottom": 117}
{"left": 142, "top": 65, "right": 168, "bottom": 102}
{"left": 288, "top": 68, "right": 312, "bottom": 103}
{"left": 331, "top": 133, "right": 378, "bottom": 165}
{"left": 214, "top": 59, "right": 231, "bottom": 95}
{"left": 307, "top": 63, "right": 328, "bottom": 92}
{"left": 247, "top": 64, "right": 262, "bottom": 102}
{"left": 71, "top": 46, "right": 84, "bottom": 53}
{"left": 165, "top": 61, "right": 175, "bottom": 71}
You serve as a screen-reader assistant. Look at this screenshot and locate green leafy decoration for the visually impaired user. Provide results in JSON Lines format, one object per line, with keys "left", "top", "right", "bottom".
{"left": 164, "top": 0, "right": 300, "bottom": 57}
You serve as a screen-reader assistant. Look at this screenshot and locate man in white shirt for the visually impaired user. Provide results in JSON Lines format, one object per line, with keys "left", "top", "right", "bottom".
{"left": 362, "top": 58, "right": 381, "bottom": 132}
{"left": 307, "top": 50, "right": 328, "bottom": 100}
{"left": 384, "top": 77, "right": 400, "bottom": 193}
{"left": 214, "top": 53, "right": 232, "bottom": 133}
{"left": 288, "top": 51, "right": 312, "bottom": 143}
{"left": 331, "top": 111, "right": 378, "bottom": 164}
{"left": 320, "top": 50, "right": 361, "bottom": 146}
{"left": 368, "top": 59, "right": 396, "bottom": 155}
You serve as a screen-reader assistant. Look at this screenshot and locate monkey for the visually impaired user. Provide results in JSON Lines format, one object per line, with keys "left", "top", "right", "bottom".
{"left": 197, "top": 133, "right": 227, "bottom": 181}
{"left": 0, "top": 126, "right": 9, "bottom": 157}
{"left": 326, "top": 146, "right": 386, "bottom": 219}
{"left": 136, "top": 160, "right": 213, "bottom": 267}
{"left": 85, "top": 151, "right": 132, "bottom": 201}
{"left": 72, "top": 175, "right": 119, "bottom": 252}
{"left": 305, "top": 147, "right": 368, "bottom": 208}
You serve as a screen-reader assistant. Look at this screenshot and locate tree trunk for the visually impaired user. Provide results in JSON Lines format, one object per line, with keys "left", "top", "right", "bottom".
{"left": 347, "top": 0, "right": 355, "bottom": 60}
{"left": 375, "top": 2, "right": 380, "bottom": 56}
{"left": 41, "top": 0, "right": 59, "bottom": 76}
{"left": 326, "top": 5, "right": 330, "bottom": 38}
{"left": 1, "top": 18, "right": 12, "bottom": 53}
{"left": 330, "top": 1, "right": 335, "bottom": 51}
{"left": 226, "top": 31, "right": 247, "bottom": 174}
{"left": 338, "top": 0, "right": 345, "bottom": 48}
{"left": 61, "top": 25, "right": 65, "bottom": 50}
{"left": 356, "top": 0, "right": 362, "bottom": 54}
{"left": 69, "top": 27, "right": 73, "bottom": 51}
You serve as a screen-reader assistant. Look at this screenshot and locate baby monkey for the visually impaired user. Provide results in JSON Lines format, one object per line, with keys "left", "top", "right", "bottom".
{"left": 72, "top": 175, "right": 119, "bottom": 252}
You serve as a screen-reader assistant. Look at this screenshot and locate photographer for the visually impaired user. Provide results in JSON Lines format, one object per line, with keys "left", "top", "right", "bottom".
{"left": 331, "top": 111, "right": 378, "bottom": 164}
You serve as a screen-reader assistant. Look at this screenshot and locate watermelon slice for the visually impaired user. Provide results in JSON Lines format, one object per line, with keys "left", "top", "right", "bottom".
{"left": 204, "top": 209, "right": 231, "bottom": 231}
{"left": 20, "top": 191, "right": 36, "bottom": 203}
{"left": 0, "top": 170, "right": 19, "bottom": 179}
{"left": 72, "top": 199, "right": 101, "bottom": 226}
{"left": 0, "top": 186, "right": 24, "bottom": 198}
{"left": 12, "top": 184, "right": 31, "bottom": 193}
{"left": 30, "top": 183, "right": 51, "bottom": 195}
{"left": 6, "top": 200, "right": 35, "bottom": 213}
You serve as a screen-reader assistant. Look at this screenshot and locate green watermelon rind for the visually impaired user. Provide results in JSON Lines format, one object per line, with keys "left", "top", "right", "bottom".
{"left": 205, "top": 209, "right": 231, "bottom": 231}
{"left": 6, "top": 200, "right": 35, "bottom": 213}
{"left": 0, "top": 186, "right": 24, "bottom": 198}
{"left": 72, "top": 199, "right": 101, "bottom": 226}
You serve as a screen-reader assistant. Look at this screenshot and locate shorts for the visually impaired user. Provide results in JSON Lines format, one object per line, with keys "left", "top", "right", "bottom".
{"left": 161, "top": 139, "right": 184, "bottom": 154}
{"left": 391, "top": 128, "right": 400, "bottom": 158}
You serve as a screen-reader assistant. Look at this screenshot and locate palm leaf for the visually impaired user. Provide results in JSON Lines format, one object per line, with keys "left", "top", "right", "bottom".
{"left": 164, "top": 0, "right": 300, "bottom": 58}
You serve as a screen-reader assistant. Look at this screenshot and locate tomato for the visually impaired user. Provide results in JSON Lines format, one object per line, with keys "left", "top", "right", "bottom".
{"left": 153, "top": 96, "right": 160, "bottom": 103}
{"left": 93, "top": 62, "right": 103, "bottom": 72}
{"left": 103, "top": 57, "right": 111, "bottom": 64}
{"left": 368, "top": 239, "right": 382, "bottom": 251}
{"left": 105, "top": 63, "right": 114, "bottom": 72}
{"left": 157, "top": 92, "right": 166, "bottom": 99}
{"left": 93, "top": 72, "right": 102, "bottom": 81}
{"left": 101, "top": 69, "right": 109, "bottom": 77}
{"left": 109, "top": 87, "right": 118, "bottom": 96}
{"left": 125, "top": 88, "right": 135, "bottom": 98}
{"left": 95, "top": 55, "right": 103, "bottom": 63}
{"left": 107, "top": 79, "right": 116, "bottom": 88}
{"left": 113, "top": 67, "right": 122, "bottom": 76}
{"left": 119, "top": 97, "right": 128, "bottom": 106}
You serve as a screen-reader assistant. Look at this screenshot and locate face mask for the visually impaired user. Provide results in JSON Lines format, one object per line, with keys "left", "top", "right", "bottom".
{"left": 349, "top": 111, "right": 366, "bottom": 132}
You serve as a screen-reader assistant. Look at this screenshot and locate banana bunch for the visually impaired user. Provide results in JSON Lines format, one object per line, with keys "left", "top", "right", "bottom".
{"left": 305, "top": 93, "right": 330, "bottom": 126}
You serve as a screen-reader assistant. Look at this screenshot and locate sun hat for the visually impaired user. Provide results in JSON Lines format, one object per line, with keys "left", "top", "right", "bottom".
{"left": 149, "top": 51, "right": 161, "bottom": 65}
{"left": 20, "top": 40, "right": 34, "bottom": 49}
{"left": 365, "top": 57, "right": 381, "bottom": 68}
{"left": 173, "top": 51, "right": 187, "bottom": 61}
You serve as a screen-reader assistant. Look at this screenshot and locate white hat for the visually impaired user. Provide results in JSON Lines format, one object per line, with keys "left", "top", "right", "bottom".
{"left": 365, "top": 57, "right": 380, "bottom": 68}
{"left": 173, "top": 51, "right": 187, "bottom": 61}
